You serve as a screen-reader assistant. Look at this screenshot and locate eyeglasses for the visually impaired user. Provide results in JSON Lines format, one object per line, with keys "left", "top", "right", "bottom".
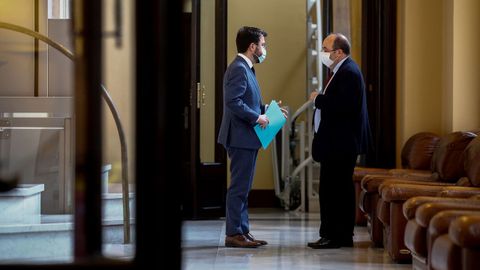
{"left": 321, "top": 48, "right": 337, "bottom": 53}
{"left": 257, "top": 43, "right": 267, "bottom": 49}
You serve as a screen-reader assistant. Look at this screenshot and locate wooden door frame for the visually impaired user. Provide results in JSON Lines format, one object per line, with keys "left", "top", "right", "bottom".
{"left": 190, "top": 0, "right": 227, "bottom": 165}
{"left": 214, "top": 1, "right": 227, "bottom": 164}
{"left": 189, "top": 0, "right": 227, "bottom": 219}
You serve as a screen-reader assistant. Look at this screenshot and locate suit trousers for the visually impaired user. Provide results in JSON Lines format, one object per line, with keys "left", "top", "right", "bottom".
{"left": 225, "top": 147, "right": 258, "bottom": 236}
{"left": 318, "top": 153, "right": 357, "bottom": 241}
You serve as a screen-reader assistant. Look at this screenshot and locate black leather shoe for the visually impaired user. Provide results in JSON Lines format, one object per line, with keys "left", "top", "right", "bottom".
{"left": 307, "top": 237, "right": 326, "bottom": 247}
{"left": 307, "top": 238, "right": 340, "bottom": 249}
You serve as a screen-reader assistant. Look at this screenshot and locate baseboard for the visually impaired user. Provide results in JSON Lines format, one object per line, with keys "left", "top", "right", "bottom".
{"left": 248, "top": 189, "right": 281, "bottom": 208}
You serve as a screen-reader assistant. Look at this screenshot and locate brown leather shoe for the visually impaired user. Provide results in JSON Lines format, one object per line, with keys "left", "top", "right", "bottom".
{"left": 244, "top": 232, "right": 268, "bottom": 246}
{"left": 225, "top": 234, "right": 261, "bottom": 248}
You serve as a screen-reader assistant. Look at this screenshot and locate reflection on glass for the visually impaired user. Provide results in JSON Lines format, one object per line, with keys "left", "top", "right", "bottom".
{"left": 0, "top": 102, "right": 74, "bottom": 263}
{"left": 0, "top": 0, "right": 135, "bottom": 263}
{"left": 0, "top": 0, "right": 75, "bottom": 263}
{"left": 101, "top": 0, "right": 135, "bottom": 260}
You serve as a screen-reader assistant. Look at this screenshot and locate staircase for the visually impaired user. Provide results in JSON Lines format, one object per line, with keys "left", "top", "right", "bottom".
{"left": 0, "top": 166, "right": 135, "bottom": 262}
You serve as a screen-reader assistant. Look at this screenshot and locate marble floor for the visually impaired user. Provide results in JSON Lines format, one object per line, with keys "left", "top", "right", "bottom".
{"left": 182, "top": 208, "right": 411, "bottom": 270}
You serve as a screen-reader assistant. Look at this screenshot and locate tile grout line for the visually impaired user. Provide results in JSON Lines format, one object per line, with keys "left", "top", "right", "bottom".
{"left": 213, "top": 221, "right": 226, "bottom": 268}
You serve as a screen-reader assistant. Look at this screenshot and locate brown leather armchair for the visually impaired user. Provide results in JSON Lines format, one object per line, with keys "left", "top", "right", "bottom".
{"left": 376, "top": 134, "right": 480, "bottom": 262}
{"left": 359, "top": 131, "right": 475, "bottom": 248}
{"left": 431, "top": 214, "right": 480, "bottom": 270}
{"left": 403, "top": 197, "right": 480, "bottom": 269}
{"left": 431, "top": 135, "right": 480, "bottom": 199}
{"left": 353, "top": 132, "right": 440, "bottom": 225}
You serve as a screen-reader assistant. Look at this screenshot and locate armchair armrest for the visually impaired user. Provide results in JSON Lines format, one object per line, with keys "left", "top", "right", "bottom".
{"left": 361, "top": 174, "right": 436, "bottom": 193}
{"left": 429, "top": 210, "right": 480, "bottom": 243}
{"left": 428, "top": 210, "right": 480, "bottom": 268}
{"left": 403, "top": 196, "right": 478, "bottom": 220}
{"left": 388, "top": 168, "right": 431, "bottom": 179}
{"left": 437, "top": 186, "right": 480, "bottom": 198}
{"left": 379, "top": 183, "right": 445, "bottom": 202}
{"left": 353, "top": 167, "right": 390, "bottom": 182}
{"left": 415, "top": 201, "right": 480, "bottom": 227}
{"left": 449, "top": 215, "right": 480, "bottom": 249}
{"left": 360, "top": 174, "right": 397, "bottom": 192}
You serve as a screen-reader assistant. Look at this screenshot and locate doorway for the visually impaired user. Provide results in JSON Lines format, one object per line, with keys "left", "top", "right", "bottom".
{"left": 181, "top": 0, "right": 227, "bottom": 219}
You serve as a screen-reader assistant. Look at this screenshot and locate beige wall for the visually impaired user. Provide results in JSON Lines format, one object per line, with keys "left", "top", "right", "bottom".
{"left": 451, "top": 0, "right": 480, "bottom": 131}
{"left": 441, "top": 0, "right": 480, "bottom": 133}
{"left": 333, "top": 0, "right": 351, "bottom": 39}
{"left": 0, "top": 0, "right": 48, "bottom": 96}
{"left": 396, "top": 0, "right": 480, "bottom": 166}
{"left": 332, "top": 0, "right": 362, "bottom": 65}
{"left": 228, "top": 0, "right": 306, "bottom": 189}
{"left": 396, "top": 0, "right": 444, "bottom": 165}
{"left": 350, "top": 0, "right": 362, "bottom": 65}
{"left": 333, "top": 0, "right": 362, "bottom": 69}
{"left": 102, "top": 0, "right": 135, "bottom": 184}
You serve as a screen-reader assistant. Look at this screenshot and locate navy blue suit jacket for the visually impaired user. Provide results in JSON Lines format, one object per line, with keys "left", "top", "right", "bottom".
{"left": 312, "top": 57, "right": 372, "bottom": 162}
{"left": 217, "top": 56, "right": 265, "bottom": 149}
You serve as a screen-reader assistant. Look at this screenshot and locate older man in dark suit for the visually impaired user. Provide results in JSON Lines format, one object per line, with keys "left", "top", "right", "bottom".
{"left": 308, "top": 33, "right": 372, "bottom": 249}
{"left": 217, "top": 26, "right": 274, "bottom": 248}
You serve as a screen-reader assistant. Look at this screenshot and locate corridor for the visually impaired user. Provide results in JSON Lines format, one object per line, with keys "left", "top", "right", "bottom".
{"left": 182, "top": 209, "right": 410, "bottom": 270}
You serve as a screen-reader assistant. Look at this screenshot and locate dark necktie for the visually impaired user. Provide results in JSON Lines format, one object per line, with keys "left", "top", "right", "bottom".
{"left": 314, "top": 70, "right": 334, "bottom": 132}
{"left": 324, "top": 70, "right": 333, "bottom": 88}
{"left": 251, "top": 66, "right": 255, "bottom": 75}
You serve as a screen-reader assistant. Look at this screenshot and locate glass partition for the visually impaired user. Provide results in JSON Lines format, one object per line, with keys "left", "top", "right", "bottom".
{"left": 0, "top": 0, "right": 135, "bottom": 263}
{"left": 101, "top": 0, "right": 135, "bottom": 260}
{"left": 0, "top": 0, "right": 74, "bottom": 263}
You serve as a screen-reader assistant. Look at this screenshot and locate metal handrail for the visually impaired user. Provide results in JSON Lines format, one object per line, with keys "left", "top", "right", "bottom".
{"left": 290, "top": 100, "right": 313, "bottom": 124}
{"left": 281, "top": 99, "right": 314, "bottom": 211}
{"left": 0, "top": 22, "right": 74, "bottom": 60}
{"left": 0, "top": 21, "right": 131, "bottom": 243}
{"left": 290, "top": 156, "right": 313, "bottom": 178}
{"left": 100, "top": 85, "right": 131, "bottom": 244}
{"left": 289, "top": 99, "right": 313, "bottom": 140}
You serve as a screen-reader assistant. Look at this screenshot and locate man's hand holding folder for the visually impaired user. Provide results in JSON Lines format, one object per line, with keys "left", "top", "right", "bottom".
{"left": 253, "top": 100, "right": 288, "bottom": 149}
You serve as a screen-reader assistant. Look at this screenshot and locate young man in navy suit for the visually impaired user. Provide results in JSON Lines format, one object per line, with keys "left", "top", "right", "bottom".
{"left": 217, "top": 26, "right": 285, "bottom": 248}
{"left": 308, "top": 33, "right": 372, "bottom": 249}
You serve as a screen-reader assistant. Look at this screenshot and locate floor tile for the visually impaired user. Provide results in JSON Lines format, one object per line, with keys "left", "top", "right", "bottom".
{"left": 182, "top": 208, "right": 411, "bottom": 270}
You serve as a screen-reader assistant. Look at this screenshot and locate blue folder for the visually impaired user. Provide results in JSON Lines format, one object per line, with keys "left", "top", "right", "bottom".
{"left": 254, "top": 100, "right": 287, "bottom": 149}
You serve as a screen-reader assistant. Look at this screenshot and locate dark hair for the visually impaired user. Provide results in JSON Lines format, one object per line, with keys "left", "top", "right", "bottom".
{"left": 333, "top": 33, "right": 351, "bottom": 55}
{"left": 236, "top": 26, "right": 268, "bottom": 53}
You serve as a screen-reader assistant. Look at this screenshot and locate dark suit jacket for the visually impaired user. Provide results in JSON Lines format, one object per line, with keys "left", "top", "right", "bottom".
{"left": 312, "top": 57, "right": 371, "bottom": 162}
{"left": 217, "top": 56, "right": 266, "bottom": 149}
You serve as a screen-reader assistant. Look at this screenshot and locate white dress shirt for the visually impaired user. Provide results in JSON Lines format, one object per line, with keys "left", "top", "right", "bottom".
{"left": 237, "top": 53, "right": 267, "bottom": 122}
{"left": 238, "top": 53, "right": 253, "bottom": 68}
{"left": 314, "top": 56, "right": 349, "bottom": 133}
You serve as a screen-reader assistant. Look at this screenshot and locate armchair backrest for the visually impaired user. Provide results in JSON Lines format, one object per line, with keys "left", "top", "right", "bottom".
{"left": 401, "top": 132, "right": 440, "bottom": 169}
{"left": 430, "top": 131, "right": 477, "bottom": 182}
{"left": 464, "top": 136, "right": 480, "bottom": 187}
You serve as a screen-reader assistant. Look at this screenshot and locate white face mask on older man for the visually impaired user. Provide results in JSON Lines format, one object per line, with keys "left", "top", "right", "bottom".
{"left": 320, "top": 51, "right": 334, "bottom": 68}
